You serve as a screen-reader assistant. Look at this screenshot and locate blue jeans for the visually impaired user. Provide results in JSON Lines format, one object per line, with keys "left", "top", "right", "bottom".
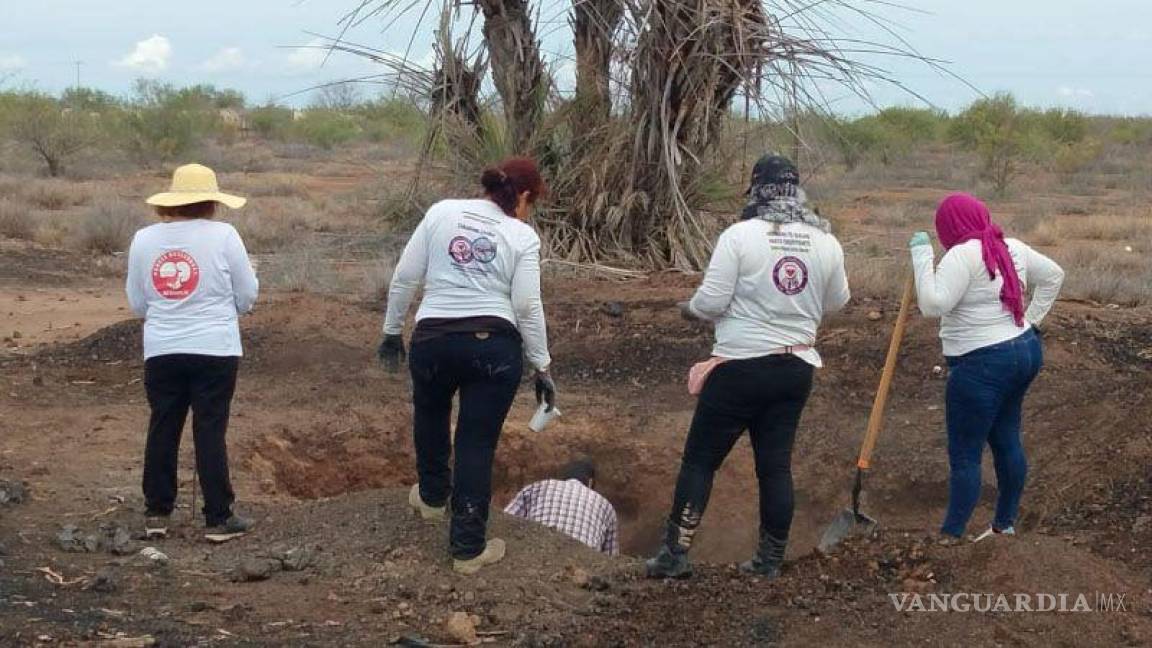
{"left": 941, "top": 329, "right": 1043, "bottom": 537}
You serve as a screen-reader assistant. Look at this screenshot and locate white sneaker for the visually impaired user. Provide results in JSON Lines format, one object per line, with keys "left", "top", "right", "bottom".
{"left": 972, "top": 526, "right": 1016, "bottom": 543}
{"left": 408, "top": 484, "right": 446, "bottom": 521}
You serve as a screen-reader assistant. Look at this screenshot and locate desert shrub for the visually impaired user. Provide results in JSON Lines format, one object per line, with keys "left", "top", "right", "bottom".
{"left": 1104, "top": 117, "right": 1152, "bottom": 146}
{"left": 1051, "top": 139, "right": 1103, "bottom": 176}
{"left": 875, "top": 107, "right": 947, "bottom": 145}
{"left": 356, "top": 98, "right": 427, "bottom": 145}
{"left": 25, "top": 180, "right": 87, "bottom": 210}
{"left": 248, "top": 105, "right": 295, "bottom": 140}
{"left": 1033, "top": 108, "right": 1088, "bottom": 146}
{"left": 0, "top": 202, "right": 34, "bottom": 239}
{"left": 290, "top": 110, "right": 360, "bottom": 150}
{"left": 0, "top": 91, "right": 102, "bottom": 177}
{"left": 824, "top": 116, "right": 884, "bottom": 170}
{"left": 74, "top": 200, "right": 146, "bottom": 253}
{"left": 117, "top": 80, "right": 220, "bottom": 164}
{"left": 949, "top": 94, "right": 1029, "bottom": 195}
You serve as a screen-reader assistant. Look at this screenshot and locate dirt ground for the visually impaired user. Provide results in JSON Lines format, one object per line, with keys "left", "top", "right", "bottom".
{"left": 2, "top": 230, "right": 1151, "bottom": 646}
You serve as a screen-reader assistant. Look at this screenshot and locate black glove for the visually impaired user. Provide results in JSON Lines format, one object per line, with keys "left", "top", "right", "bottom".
{"left": 535, "top": 370, "right": 556, "bottom": 412}
{"left": 677, "top": 301, "right": 698, "bottom": 322}
{"left": 378, "top": 334, "right": 406, "bottom": 373}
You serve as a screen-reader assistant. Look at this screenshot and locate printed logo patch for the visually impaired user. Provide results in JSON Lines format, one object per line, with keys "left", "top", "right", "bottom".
{"left": 448, "top": 236, "right": 474, "bottom": 264}
{"left": 472, "top": 237, "right": 497, "bottom": 264}
{"left": 151, "top": 250, "right": 200, "bottom": 300}
{"left": 773, "top": 256, "right": 809, "bottom": 296}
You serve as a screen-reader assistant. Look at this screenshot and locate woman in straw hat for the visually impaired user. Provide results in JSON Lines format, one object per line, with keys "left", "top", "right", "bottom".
{"left": 126, "top": 163, "right": 258, "bottom": 541}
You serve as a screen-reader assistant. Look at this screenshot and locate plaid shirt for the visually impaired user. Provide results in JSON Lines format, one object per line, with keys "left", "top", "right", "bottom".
{"left": 504, "top": 479, "right": 619, "bottom": 555}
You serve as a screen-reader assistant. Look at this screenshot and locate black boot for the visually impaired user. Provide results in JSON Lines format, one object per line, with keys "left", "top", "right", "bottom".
{"left": 645, "top": 520, "right": 695, "bottom": 579}
{"left": 739, "top": 530, "right": 786, "bottom": 578}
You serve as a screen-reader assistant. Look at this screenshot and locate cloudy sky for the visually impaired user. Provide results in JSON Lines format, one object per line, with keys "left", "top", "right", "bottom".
{"left": 2, "top": 0, "right": 1150, "bottom": 114}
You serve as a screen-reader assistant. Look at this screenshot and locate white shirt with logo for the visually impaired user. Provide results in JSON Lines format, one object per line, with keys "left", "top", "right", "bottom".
{"left": 688, "top": 219, "right": 851, "bottom": 367}
{"left": 383, "top": 199, "right": 551, "bottom": 371}
{"left": 911, "top": 238, "right": 1064, "bottom": 357}
{"left": 126, "top": 220, "right": 259, "bottom": 359}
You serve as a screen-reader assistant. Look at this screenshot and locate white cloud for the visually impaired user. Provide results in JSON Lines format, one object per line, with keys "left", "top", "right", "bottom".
{"left": 200, "top": 47, "right": 250, "bottom": 73}
{"left": 116, "top": 35, "right": 171, "bottom": 74}
{"left": 1058, "top": 86, "right": 1094, "bottom": 99}
{"left": 286, "top": 38, "right": 329, "bottom": 73}
{"left": 0, "top": 54, "right": 27, "bottom": 71}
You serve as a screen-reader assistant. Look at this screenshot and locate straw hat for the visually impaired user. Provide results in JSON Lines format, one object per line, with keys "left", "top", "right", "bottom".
{"left": 146, "top": 164, "right": 247, "bottom": 209}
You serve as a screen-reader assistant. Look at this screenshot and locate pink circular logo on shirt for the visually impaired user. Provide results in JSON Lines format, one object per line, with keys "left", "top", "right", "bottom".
{"left": 448, "top": 236, "right": 474, "bottom": 264}
{"left": 151, "top": 250, "right": 200, "bottom": 299}
{"left": 773, "top": 256, "right": 809, "bottom": 296}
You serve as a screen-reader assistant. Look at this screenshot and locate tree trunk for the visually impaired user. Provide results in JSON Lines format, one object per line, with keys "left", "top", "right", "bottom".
{"left": 572, "top": 0, "right": 621, "bottom": 135}
{"left": 477, "top": 0, "right": 546, "bottom": 153}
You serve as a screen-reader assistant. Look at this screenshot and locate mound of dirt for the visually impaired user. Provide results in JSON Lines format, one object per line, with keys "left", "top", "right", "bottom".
{"left": 34, "top": 318, "right": 142, "bottom": 365}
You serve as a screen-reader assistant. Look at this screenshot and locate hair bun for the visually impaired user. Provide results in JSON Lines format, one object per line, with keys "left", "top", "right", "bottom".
{"left": 480, "top": 168, "right": 510, "bottom": 192}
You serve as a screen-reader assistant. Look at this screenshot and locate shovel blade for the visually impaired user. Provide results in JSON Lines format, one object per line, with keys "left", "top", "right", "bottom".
{"left": 818, "top": 509, "right": 878, "bottom": 553}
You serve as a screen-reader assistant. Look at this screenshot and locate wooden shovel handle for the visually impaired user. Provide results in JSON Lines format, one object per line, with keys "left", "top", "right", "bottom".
{"left": 857, "top": 273, "right": 915, "bottom": 470}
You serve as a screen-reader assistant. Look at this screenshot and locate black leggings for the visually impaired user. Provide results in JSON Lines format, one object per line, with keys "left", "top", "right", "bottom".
{"left": 409, "top": 332, "right": 523, "bottom": 560}
{"left": 143, "top": 354, "right": 239, "bottom": 525}
{"left": 669, "top": 354, "right": 814, "bottom": 544}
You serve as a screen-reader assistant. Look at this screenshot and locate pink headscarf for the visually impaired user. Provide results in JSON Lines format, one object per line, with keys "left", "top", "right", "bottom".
{"left": 934, "top": 193, "right": 1025, "bottom": 327}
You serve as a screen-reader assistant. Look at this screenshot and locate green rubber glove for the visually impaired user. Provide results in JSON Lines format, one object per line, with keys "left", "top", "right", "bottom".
{"left": 909, "top": 231, "right": 931, "bottom": 249}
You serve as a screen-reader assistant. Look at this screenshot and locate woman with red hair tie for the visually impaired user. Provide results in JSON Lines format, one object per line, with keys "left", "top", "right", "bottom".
{"left": 380, "top": 157, "right": 555, "bottom": 574}
{"left": 909, "top": 193, "right": 1064, "bottom": 543}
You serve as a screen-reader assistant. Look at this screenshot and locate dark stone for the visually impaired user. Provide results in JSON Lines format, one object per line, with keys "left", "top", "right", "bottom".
{"left": 88, "top": 568, "right": 119, "bottom": 594}
{"left": 0, "top": 480, "right": 27, "bottom": 505}
{"left": 231, "top": 557, "right": 282, "bottom": 583}
{"left": 276, "top": 547, "right": 316, "bottom": 572}
{"left": 55, "top": 525, "right": 87, "bottom": 553}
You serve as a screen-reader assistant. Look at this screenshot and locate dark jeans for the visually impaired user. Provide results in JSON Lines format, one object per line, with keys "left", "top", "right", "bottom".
{"left": 143, "top": 354, "right": 239, "bottom": 526}
{"left": 668, "top": 354, "right": 814, "bottom": 547}
{"left": 409, "top": 332, "right": 523, "bottom": 560}
{"left": 941, "top": 329, "right": 1043, "bottom": 537}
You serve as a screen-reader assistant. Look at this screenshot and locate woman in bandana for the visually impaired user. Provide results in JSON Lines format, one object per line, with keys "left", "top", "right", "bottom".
{"left": 909, "top": 194, "right": 1064, "bottom": 543}
{"left": 646, "top": 155, "right": 851, "bottom": 579}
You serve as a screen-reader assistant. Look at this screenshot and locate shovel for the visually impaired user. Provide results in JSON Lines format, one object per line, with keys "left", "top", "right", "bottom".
{"left": 818, "top": 274, "right": 915, "bottom": 552}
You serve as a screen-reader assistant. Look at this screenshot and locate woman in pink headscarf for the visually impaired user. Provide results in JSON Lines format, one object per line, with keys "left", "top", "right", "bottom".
{"left": 909, "top": 193, "right": 1064, "bottom": 543}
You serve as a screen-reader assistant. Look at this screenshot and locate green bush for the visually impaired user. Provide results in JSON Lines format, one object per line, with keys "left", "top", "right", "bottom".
{"left": 948, "top": 93, "right": 1028, "bottom": 194}
{"left": 356, "top": 98, "right": 427, "bottom": 145}
{"left": 290, "top": 110, "right": 361, "bottom": 150}
{"left": 117, "top": 80, "right": 217, "bottom": 163}
{"left": 248, "top": 105, "right": 295, "bottom": 139}
{"left": 0, "top": 91, "right": 102, "bottom": 177}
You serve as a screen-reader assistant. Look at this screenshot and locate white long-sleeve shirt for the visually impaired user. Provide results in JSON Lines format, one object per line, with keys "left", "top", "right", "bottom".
{"left": 688, "top": 219, "right": 851, "bottom": 367}
{"left": 126, "top": 219, "right": 259, "bottom": 359}
{"left": 383, "top": 199, "right": 551, "bottom": 371}
{"left": 911, "top": 238, "right": 1064, "bottom": 357}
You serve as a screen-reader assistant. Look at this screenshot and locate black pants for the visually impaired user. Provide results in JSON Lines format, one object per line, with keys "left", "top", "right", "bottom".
{"left": 669, "top": 354, "right": 814, "bottom": 545}
{"left": 143, "top": 354, "right": 239, "bottom": 525}
{"left": 409, "top": 332, "right": 523, "bottom": 560}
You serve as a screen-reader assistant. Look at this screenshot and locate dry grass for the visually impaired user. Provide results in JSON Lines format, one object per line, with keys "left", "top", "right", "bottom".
{"left": 0, "top": 203, "right": 35, "bottom": 240}
{"left": 1051, "top": 242, "right": 1152, "bottom": 306}
{"left": 74, "top": 201, "right": 147, "bottom": 254}
{"left": 224, "top": 197, "right": 333, "bottom": 253}
{"left": 25, "top": 180, "right": 89, "bottom": 211}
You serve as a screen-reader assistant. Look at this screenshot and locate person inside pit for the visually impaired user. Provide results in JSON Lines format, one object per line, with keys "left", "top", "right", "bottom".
{"left": 127, "top": 163, "right": 259, "bottom": 541}
{"left": 379, "top": 157, "right": 556, "bottom": 575}
{"left": 645, "top": 154, "right": 851, "bottom": 579}
{"left": 504, "top": 457, "right": 619, "bottom": 555}
{"left": 909, "top": 193, "right": 1064, "bottom": 543}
